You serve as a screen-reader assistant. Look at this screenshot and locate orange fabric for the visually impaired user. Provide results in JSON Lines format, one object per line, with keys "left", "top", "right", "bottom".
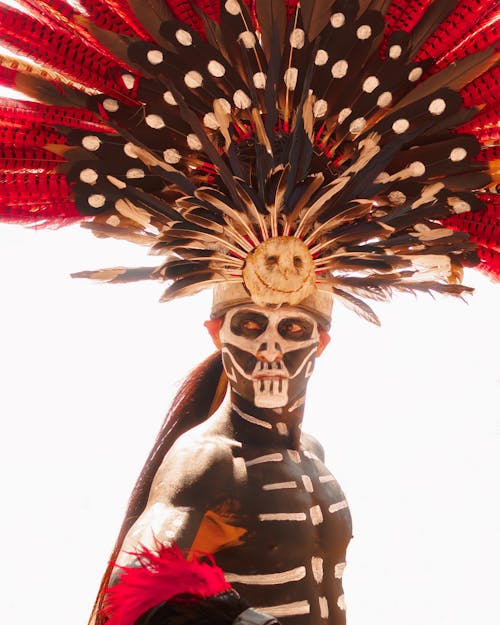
{"left": 190, "top": 510, "right": 247, "bottom": 555}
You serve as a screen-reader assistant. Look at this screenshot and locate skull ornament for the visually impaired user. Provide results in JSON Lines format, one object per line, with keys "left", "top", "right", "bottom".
{"left": 242, "top": 236, "right": 316, "bottom": 307}
{"left": 219, "top": 305, "right": 321, "bottom": 409}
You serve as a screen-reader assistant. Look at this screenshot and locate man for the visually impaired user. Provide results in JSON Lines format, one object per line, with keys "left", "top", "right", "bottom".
{"left": 0, "top": 4, "right": 497, "bottom": 625}
{"left": 114, "top": 287, "right": 352, "bottom": 624}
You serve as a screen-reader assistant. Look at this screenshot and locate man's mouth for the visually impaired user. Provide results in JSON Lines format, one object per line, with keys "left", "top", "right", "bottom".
{"left": 253, "top": 361, "right": 287, "bottom": 378}
{"left": 253, "top": 373, "right": 288, "bottom": 380}
{"left": 254, "top": 377, "right": 288, "bottom": 394}
{"left": 250, "top": 362, "right": 290, "bottom": 407}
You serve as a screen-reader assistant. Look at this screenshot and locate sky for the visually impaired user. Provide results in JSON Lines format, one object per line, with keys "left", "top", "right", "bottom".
{"left": 0, "top": 223, "right": 498, "bottom": 625}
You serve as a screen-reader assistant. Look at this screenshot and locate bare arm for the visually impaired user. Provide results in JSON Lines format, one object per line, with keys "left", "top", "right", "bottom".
{"left": 116, "top": 433, "right": 235, "bottom": 568}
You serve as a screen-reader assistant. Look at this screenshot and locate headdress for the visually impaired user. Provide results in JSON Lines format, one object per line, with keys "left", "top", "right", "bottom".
{"left": 0, "top": 1, "right": 499, "bottom": 327}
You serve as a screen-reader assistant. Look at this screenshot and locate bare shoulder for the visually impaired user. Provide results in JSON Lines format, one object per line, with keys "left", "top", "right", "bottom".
{"left": 168, "top": 425, "right": 235, "bottom": 474}
{"left": 149, "top": 423, "right": 236, "bottom": 507}
{"left": 300, "top": 430, "right": 325, "bottom": 462}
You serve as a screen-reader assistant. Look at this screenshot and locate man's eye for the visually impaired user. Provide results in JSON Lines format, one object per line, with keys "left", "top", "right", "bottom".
{"left": 278, "top": 317, "right": 314, "bottom": 340}
{"left": 283, "top": 322, "right": 303, "bottom": 334}
{"left": 242, "top": 320, "right": 262, "bottom": 331}
{"left": 230, "top": 311, "right": 268, "bottom": 337}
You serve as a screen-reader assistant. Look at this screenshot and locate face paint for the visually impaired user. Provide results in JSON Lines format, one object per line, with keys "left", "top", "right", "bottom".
{"left": 219, "top": 305, "right": 321, "bottom": 409}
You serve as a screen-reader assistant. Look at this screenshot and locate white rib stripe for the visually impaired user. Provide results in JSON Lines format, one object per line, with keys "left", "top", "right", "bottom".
{"left": 310, "top": 505, "right": 324, "bottom": 525}
{"left": 276, "top": 422, "right": 288, "bottom": 435}
{"left": 335, "top": 562, "right": 346, "bottom": 579}
{"left": 329, "top": 500, "right": 348, "bottom": 513}
{"left": 259, "top": 512, "right": 307, "bottom": 521}
{"left": 287, "top": 449, "right": 301, "bottom": 463}
{"left": 319, "top": 474, "right": 335, "bottom": 483}
{"left": 262, "top": 481, "right": 297, "bottom": 491}
{"left": 302, "top": 475, "right": 314, "bottom": 492}
{"left": 232, "top": 404, "right": 272, "bottom": 429}
{"left": 246, "top": 453, "right": 283, "bottom": 467}
{"left": 311, "top": 556, "right": 323, "bottom": 583}
{"left": 257, "top": 600, "right": 311, "bottom": 618}
{"left": 319, "top": 596, "right": 329, "bottom": 618}
{"left": 225, "top": 566, "right": 306, "bottom": 585}
{"left": 304, "top": 450, "right": 319, "bottom": 460}
{"left": 289, "top": 395, "right": 305, "bottom": 411}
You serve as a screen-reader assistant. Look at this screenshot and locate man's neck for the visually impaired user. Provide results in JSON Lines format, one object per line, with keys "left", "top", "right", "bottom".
{"left": 225, "top": 391, "right": 306, "bottom": 449}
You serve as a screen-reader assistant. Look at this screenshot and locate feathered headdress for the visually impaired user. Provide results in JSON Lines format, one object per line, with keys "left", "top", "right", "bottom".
{"left": 0, "top": 0, "right": 499, "bottom": 323}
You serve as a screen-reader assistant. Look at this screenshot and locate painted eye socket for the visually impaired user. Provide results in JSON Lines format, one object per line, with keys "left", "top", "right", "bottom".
{"left": 230, "top": 311, "right": 268, "bottom": 338}
{"left": 278, "top": 317, "right": 314, "bottom": 341}
{"left": 265, "top": 255, "right": 278, "bottom": 266}
{"left": 293, "top": 255, "right": 303, "bottom": 267}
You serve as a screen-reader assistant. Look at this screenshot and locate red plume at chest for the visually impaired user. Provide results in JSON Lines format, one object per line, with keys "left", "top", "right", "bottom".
{"left": 104, "top": 543, "right": 232, "bottom": 625}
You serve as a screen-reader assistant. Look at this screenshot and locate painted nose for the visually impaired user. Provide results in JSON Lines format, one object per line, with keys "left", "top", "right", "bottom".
{"left": 256, "top": 342, "right": 283, "bottom": 362}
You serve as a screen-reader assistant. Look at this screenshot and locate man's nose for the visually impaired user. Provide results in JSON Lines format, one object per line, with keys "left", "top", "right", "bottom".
{"left": 256, "top": 342, "right": 284, "bottom": 362}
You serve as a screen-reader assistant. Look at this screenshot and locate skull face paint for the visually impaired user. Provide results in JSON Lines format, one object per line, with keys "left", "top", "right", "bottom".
{"left": 219, "top": 305, "right": 321, "bottom": 409}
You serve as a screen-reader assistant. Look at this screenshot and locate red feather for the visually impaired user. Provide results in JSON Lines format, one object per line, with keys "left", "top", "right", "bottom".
{"left": 0, "top": 125, "right": 66, "bottom": 149}
{"left": 0, "top": 4, "right": 130, "bottom": 95}
{"left": 0, "top": 199, "right": 81, "bottom": 227}
{"left": 104, "top": 543, "right": 231, "bottom": 625}
{"left": 473, "top": 126, "right": 500, "bottom": 144}
{"left": 164, "top": 0, "right": 253, "bottom": 33}
{"left": 417, "top": 0, "right": 497, "bottom": 62}
{"left": 194, "top": 0, "right": 222, "bottom": 22}
{"left": 384, "top": 0, "right": 412, "bottom": 36}
{"left": 0, "top": 98, "right": 108, "bottom": 131}
{"left": 385, "top": 0, "right": 434, "bottom": 35}
{"left": 456, "top": 105, "right": 500, "bottom": 145}
{"left": 14, "top": 0, "right": 139, "bottom": 71}
{"left": 477, "top": 246, "right": 500, "bottom": 277}
{"left": 460, "top": 66, "right": 500, "bottom": 107}
{"left": 0, "top": 173, "right": 71, "bottom": 201}
{"left": 446, "top": 211, "right": 500, "bottom": 249}
{"left": 474, "top": 146, "right": 500, "bottom": 162}
{"left": 166, "top": 0, "right": 205, "bottom": 33}
{"left": 0, "top": 146, "right": 63, "bottom": 171}
{"left": 15, "top": 0, "right": 76, "bottom": 21}
{"left": 0, "top": 65, "right": 17, "bottom": 90}
{"left": 432, "top": 11, "right": 500, "bottom": 70}
{"left": 80, "top": 0, "right": 155, "bottom": 40}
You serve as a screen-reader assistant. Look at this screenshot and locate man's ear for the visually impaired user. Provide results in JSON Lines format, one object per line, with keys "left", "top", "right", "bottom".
{"left": 316, "top": 329, "right": 331, "bottom": 357}
{"left": 204, "top": 318, "right": 223, "bottom": 350}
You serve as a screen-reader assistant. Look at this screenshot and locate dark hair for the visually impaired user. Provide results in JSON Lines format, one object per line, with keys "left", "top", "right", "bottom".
{"left": 89, "top": 351, "right": 227, "bottom": 625}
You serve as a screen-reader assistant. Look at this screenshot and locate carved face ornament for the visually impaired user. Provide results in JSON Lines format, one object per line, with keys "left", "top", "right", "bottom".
{"left": 219, "top": 305, "right": 320, "bottom": 409}
{"left": 242, "top": 236, "right": 316, "bottom": 307}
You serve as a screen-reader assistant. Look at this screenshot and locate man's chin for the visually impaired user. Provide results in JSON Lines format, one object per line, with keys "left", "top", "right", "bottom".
{"left": 253, "top": 395, "right": 287, "bottom": 408}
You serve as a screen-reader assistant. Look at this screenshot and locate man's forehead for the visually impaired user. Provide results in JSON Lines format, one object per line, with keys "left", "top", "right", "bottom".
{"left": 211, "top": 283, "right": 332, "bottom": 329}
{"left": 224, "top": 304, "right": 318, "bottom": 323}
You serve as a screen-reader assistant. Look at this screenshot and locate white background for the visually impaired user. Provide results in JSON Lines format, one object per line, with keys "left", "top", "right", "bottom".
{"left": 0, "top": 0, "right": 499, "bottom": 622}
{"left": 0, "top": 224, "right": 498, "bottom": 625}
